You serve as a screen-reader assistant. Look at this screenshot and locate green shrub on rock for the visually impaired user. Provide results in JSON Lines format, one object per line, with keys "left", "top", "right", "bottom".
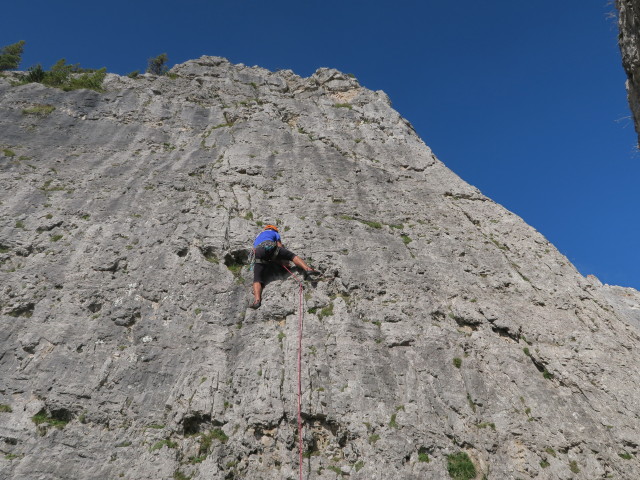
{"left": 22, "top": 59, "right": 106, "bottom": 92}
{"left": 67, "top": 68, "right": 106, "bottom": 91}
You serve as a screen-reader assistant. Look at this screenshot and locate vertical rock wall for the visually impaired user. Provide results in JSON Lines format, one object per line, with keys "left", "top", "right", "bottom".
{"left": 1, "top": 57, "right": 640, "bottom": 479}
{"left": 617, "top": 0, "right": 640, "bottom": 145}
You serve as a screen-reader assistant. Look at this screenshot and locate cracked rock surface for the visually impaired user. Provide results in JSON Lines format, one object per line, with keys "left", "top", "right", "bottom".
{"left": 1, "top": 56, "right": 640, "bottom": 479}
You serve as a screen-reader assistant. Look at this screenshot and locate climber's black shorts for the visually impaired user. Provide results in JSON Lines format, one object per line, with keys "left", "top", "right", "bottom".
{"left": 253, "top": 247, "right": 296, "bottom": 284}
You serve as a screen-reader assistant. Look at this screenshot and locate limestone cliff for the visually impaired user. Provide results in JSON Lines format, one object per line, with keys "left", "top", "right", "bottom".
{"left": 1, "top": 57, "right": 640, "bottom": 479}
{"left": 617, "top": 0, "right": 640, "bottom": 145}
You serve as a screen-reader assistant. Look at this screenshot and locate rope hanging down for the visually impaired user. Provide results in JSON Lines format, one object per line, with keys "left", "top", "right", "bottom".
{"left": 281, "top": 264, "right": 305, "bottom": 480}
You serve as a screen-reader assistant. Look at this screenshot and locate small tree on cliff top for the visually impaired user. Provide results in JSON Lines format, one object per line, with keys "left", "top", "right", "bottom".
{"left": 147, "top": 53, "right": 169, "bottom": 75}
{"left": 0, "top": 40, "right": 26, "bottom": 71}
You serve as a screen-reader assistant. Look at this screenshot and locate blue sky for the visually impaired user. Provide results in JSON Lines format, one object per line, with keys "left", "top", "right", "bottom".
{"left": 3, "top": 1, "right": 639, "bottom": 289}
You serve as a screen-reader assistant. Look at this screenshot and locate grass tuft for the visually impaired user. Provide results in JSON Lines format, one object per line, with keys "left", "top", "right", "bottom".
{"left": 475, "top": 422, "right": 496, "bottom": 430}
{"left": 31, "top": 410, "right": 69, "bottom": 429}
{"left": 447, "top": 452, "right": 476, "bottom": 480}
{"left": 360, "top": 219, "right": 382, "bottom": 229}
{"left": 22, "top": 104, "right": 55, "bottom": 116}
{"left": 418, "top": 447, "right": 430, "bottom": 463}
{"left": 317, "top": 302, "right": 334, "bottom": 319}
{"left": 173, "top": 470, "right": 190, "bottom": 480}
{"left": 569, "top": 460, "right": 579, "bottom": 474}
{"left": 150, "top": 438, "right": 178, "bottom": 451}
{"left": 389, "top": 413, "right": 398, "bottom": 428}
{"left": 198, "top": 428, "right": 228, "bottom": 454}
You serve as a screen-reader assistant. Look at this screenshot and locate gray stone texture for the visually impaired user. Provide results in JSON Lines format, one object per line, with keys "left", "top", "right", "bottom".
{"left": 1, "top": 56, "right": 640, "bottom": 479}
{"left": 617, "top": 0, "right": 640, "bottom": 145}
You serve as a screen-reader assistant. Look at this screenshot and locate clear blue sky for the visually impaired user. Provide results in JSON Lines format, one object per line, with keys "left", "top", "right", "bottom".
{"left": 3, "top": 1, "right": 639, "bottom": 289}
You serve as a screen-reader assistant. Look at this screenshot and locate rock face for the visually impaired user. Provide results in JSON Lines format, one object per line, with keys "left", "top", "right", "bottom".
{"left": 617, "top": 0, "right": 640, "bottom": 145}
{"left": 1, "top": 57, "right": 640, "bottom": 479}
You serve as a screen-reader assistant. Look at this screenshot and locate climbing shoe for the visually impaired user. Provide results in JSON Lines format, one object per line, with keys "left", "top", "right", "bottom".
{"left": 249, "top": 299, "right": 261, "bottom": 309}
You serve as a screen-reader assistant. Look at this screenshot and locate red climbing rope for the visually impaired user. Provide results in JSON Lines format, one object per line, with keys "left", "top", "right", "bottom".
{"left": 282, "top": 264, "right": 304, "bottom": 480}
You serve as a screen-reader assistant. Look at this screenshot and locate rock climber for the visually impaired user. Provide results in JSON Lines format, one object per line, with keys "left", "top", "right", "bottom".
{"left": 249, "top": 224, "right": 318, "bottom": 309}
